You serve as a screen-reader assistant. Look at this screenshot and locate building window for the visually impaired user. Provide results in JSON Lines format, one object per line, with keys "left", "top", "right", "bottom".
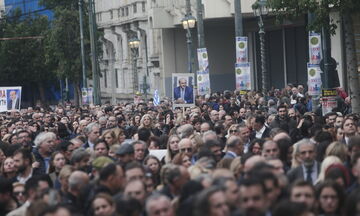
{"left": 125, "top": 7, "right": 129, "bottom": 16}
{"left": 118, "top": 9, "right": 121, "bottom": 18}
{"left": 133, "top": 3, "right": 137, "bottom": 13}
{"left": 115, "top": 69, "right": 119, "bottom": 88}
{"left": 104, "top": 70, "right": 108, "bottom": 88}
{"left": 110, "top": 10, "right": 113, "bottom": 19}
{"left": 97, "top": 13, "right": 102, "bottom": 22}
{"left": 142, "top": 2, "right": 146, "bottom": 12}
{"left": 121, "top": 8, "right": 125, "bottom": 17}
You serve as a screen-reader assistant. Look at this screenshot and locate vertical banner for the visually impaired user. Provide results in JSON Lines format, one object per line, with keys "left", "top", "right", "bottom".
{"left": 82, "top": 88, "right": 93, "bottom": 105}
{"left": 197, "top": 70, "right": 211, "bottom": 96}
{"left": 236, "top": 37, "right": 248, "bottom": 63}
{"left": 153, "top": 89, "right": 160, "bottom": 106}
{"left": 197, "top": 48, "right": 211, "bottom": 95}
{"left": 309, "top": 32, "right": 322, "bottom": 65}
{"left": 0, "top": 86, "right": 22, "bottom": 112}
{"left": 307, "top": 64, "right": 322, "bottom": 96}
{"left": 235, "top": 63, "right": 251, "bottom": 90}
{"left": 321, "top": 89, "right": 338, "bottom": 115}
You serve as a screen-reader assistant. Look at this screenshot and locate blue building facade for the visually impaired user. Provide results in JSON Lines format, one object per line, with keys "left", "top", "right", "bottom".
{"left": 5, "top": 0, "right": 52, "bottom": 18}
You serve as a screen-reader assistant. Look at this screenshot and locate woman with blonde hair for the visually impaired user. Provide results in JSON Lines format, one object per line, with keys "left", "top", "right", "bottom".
{"left": 325, "top": 141, "right": 347, "bottom": 162}
{"left": 139, "top": 114, "right": 154, "bottom": 129}
{"left": 102, "top": 129, "right": 118, "bottom": 146}
{"left": 315, "top": 155, "right": 342, "bottom": 185}
{"left": 163, "top": 135, "right": 180, "bottom": 164}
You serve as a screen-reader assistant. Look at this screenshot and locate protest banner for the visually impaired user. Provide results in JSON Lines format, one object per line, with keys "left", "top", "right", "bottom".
{"left": 235, "top": 63, "right": 251, "bottom": 90}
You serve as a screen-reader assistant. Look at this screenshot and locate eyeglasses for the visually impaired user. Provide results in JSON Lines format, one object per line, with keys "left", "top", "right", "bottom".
{"left": 230, "top": 130, "right": 238, "bottom": 133}
{"left": 180, "top": 147, "right": 192, "bottom": 153}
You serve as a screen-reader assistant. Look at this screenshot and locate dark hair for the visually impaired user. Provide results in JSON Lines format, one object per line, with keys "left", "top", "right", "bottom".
{"left": 348, "top": 136, "right": 360, "bottom": 152}
{"left": 99, "top": 163, "right": 118, "bottom": 181}
{"left": 289, "top": 180, "right": 315, "bottom": 196}
{"left": 94, "top": 138, "right": 109, "bottom": 150}
{"left": 272, "top": 201, "right": 309, "bottom": 216}
{"left": 0, "top": 177, "right": 13, "bottom": 194}
{"left": 14, "top": 148, "right": 33, "bottom": 164}
{"left": 277, "top": 104, "right": 287, "bottom": 111}
{"left": 193, "top": 186, "right": 223, "bottom": 216}
{"left": 254, "top": 115, "right": 266, "bottom": 125}
{"left": 138, "top": 128, "right": 151, "bottom": 142}
{"left": 239, "top": 178, "right": 267, "bottom": 195}
{"left": 316, "top": 181, "right": 345, "bottom": 215}
{"left": 125, "top": 161, "right": 145, "bottom": 173}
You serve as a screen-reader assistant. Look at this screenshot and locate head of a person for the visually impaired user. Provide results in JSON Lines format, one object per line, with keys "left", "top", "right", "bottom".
{"left": 132, "top": 140, "right": 147, "bottom": 162}
{"left": 94, "top": 139, "right": 110, "bottom": 158}
{"left": 295, "top": 139, "right": 316, "bottom": 167}
{"left": 145, "top": 194, "right": 174, "bottom": 216}
{"left": 1, "top": 156, "right": 16, "bottom": 175}
{"left": 125, "top": 161, "right": 145, "bottom": 182}
{"left": 226, "top": 136, "right": 243, "bottom": 156}
{"left": 143, "top": 155, "right": 161, "bottom": 174}
{"left": 102, "top": 129, "right": 117, "bottom": 145}
{"left": 172, "top": 152, "right": 192, "bottom": 168}
{"left": 261, "top": 140, "right": 280, "bottom": 159}
{"left": 289, "top": 180, "right": 316, "bottom": 211}
{"left": 239, "top": 178, "right": 268, "bottom": 215}
{"left": 124, "top": 179, "right": 147, "bottom": 205}
{"left": 277, "top": 105, "right": 287, "bottom": 119}
{"left": 107, "top": 116, "right": 117, "bottom": 129}
{"left": 251, "top": 115, "right": 265, "bottom": 132}
{"left": 342, "top": 117, "right": 356, "bottom": 137}
{"left": 210, "top": 110, "right": 220, "bottom": 122}
{"left": 13, "top": 148, "right": 33, "bottom": 174}
{"left": 140, "top": 114, "right": 153, "bottom": 128}
{"left": 326, "top": 112, "right": 338, "bottom": 127}
{"left": 194, "top": 186, "right": 230, "bottom": 216}
{"left": 163, "top": 164, "right": 190, "bottom": 192}
{"left": 177, "top": 124, "right": 194, "bottom": 139}
{"left": 68, "top": 170, "right": 89, "bottom": 196}
{"left": 84, "top": 122, "right": 100, "bottom": 143}
{"left": 238, "top": 125, "right": 250, "bottom": 142}
{"left": 34, "top": 132, "right": 56, "bottom": 156}
{"left": 92, "top": 193, "right": 115, "bottom": 216}
{"left": 316, "top": 181, "right": 344, "bottom": 215}
{"left": 49, "top": 151, "right": 66, "bottom": 173}
{"left": 212, "top": 177, "right": 239, "bottom": 209}
{"left": 70, "top": 148, "right": 91, "bottom": 172}
{"left": 99, "top": 163, "right": 125, "bottom": 193}
{"left": 178, "top": 78, "right": 187, "bottom": 89}
{"left": 178, "top": 138, "right": 193, "bottom": 158}
{"left": 167, "top": 135, "right": 180, "bottom": 154}
{"left": 116, "top": 143, "right": 135, "bottom": 164}
{"left": 10, "top": 90, "right": 17, "bottom": 100}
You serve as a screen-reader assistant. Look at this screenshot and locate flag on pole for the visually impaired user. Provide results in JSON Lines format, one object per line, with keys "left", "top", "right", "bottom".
{"left": 154, "top": 89, "right": 160, "bottom": 106}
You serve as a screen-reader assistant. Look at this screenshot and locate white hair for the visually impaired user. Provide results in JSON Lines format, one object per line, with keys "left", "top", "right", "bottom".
{"left": 34, "top": 132, "right": 56, "bottom": 148}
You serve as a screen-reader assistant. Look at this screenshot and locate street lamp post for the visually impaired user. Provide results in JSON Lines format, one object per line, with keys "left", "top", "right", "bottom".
{"left": 182, "top": 1, "right": 196, "bottom": 74}
{"left": 129, "top": 37, "right": 140, "bottom": 94}
{"left": 252, "top": 0, "right": 268, "bottom": 95}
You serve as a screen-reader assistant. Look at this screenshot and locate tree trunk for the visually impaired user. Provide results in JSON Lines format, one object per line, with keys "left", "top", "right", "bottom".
{"left": 343, "top": 13, "right": 360, "bottom": 114}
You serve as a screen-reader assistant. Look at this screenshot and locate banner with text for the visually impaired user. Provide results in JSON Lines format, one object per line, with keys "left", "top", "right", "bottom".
{"left": 235, "top": 63, "right": 251, "bottom": 90}
{"left": 236, "top": 37, "right": 248, "bottom": 63}
{"left": 309, "top": 32, "right": 322, "bottom": 65}
{"left": 307, "top": 64, "right": 322, "bottom": 96}
{"left": 197, "top": 70, "right": 211, "bottom": 96}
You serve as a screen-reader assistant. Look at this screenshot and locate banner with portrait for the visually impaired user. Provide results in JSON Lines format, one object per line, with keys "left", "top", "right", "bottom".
{"left": 82, "top": 87, "right": 93, "bottom": 105}
{"left": 236, "top": 37, "right": 248, "bottom": 63}
{"left": 197, "top": 48, "right": 209, "bottom": 72}
{"left": 235, "top": 63, "right": 251, "bottom": 90}
{"left": 309, "top": 32, "right": 322, "bottom": 65}
{"left": 0, "top": 86, "right": 22, "bottom": 112}
{"left": 172, "top": 73, "right": 195, "bottom": 108}
{"left": 307, "top": 64, "right": 322, "bottom": 96}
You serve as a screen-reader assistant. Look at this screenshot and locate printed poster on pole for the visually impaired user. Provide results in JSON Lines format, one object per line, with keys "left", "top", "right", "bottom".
{"left": 309, "top": 32, "right": 322, "bottom": 65}
{"left": 197, "top": 70, "right": 211, "bottom": 96}
{"left": 197, "top": 48, "right": 211, "bottom": 95}
{"left": 235, "top": 63, "right": 251, "bottom": 90}
{"left": 307, "top": 64, "right": 322, "bottom": 96}
{"left": 236, "top": 37, "right": 248, "bottom": 63}
{"left": 0, "top": 86, "right": 22, "bottom": 112}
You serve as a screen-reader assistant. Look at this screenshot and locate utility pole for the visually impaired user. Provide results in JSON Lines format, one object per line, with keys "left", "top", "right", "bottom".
{"left": 79, "top": 0, "right": 87, "bottom": 89}
{"left": 196, "top": 0, "right": 205, "bottom": 48}
{"left": 88, "top": 0, "right": 101, "bottom": 105}
{"left": 234, "top": 0, "right": 244, "bottom": 37}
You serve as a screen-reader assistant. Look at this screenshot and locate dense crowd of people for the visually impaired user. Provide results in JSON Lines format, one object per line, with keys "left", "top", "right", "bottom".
{"left": 0, "top": 84, "right": 358, "bottom": 216}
